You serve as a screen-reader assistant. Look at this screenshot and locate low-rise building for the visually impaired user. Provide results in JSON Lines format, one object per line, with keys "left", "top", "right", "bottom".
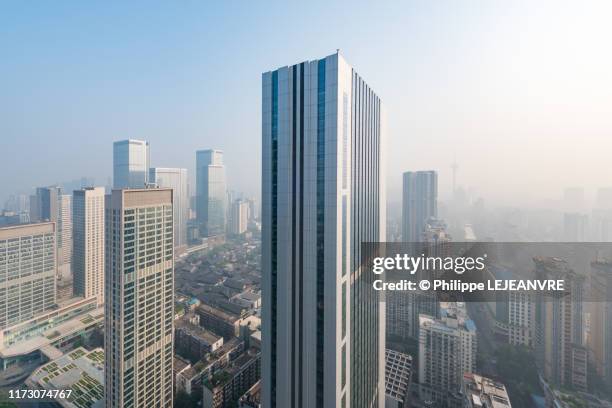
{"left": 0, "top": 297, "right": 103, "bottom": 372}
{"left": 230, "top": 291, "right": 261, "bottom": 310}
{"left": 202, "top": 348, "right": 261, "bottom": 408}
{"left": 196, "top": 304, "right": 242, "bottom": 340}
{"left": 176, "top": 338, "right": 246, "bottom": 399}
{"left": 249, "top": 331, "right": 261, "bottom": 350}
{"left": 462, "top": 372, "right": 511, "bottom": 408}
{"left": 175, "top": 318, "right": 224, "bottom": 362}
{"left": 174, "top": 355, "right": 191, "bottom": 391}
{"left": 385, "top": 349, "right": 412, "bottom": 408}
{"left": 26, "top": 347, "right": 104, "bottom": 408}
{"left": 238, "top": 379, "right": 261, "bottom": 408}
{"left": 238, "top": 315, "right": 261, "bottom": 339}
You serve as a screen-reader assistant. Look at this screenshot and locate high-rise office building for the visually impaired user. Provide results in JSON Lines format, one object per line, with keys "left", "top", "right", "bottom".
{"left": 402, "top": 171, "right": 438, "bottom": 242}
{"left": 73, "top": 187, "right": 105, "bottom": 305}
{"left": 592, "top": 210, "right": 612, "bottom": 242}
{"left": 418, "top": 302, "right": 476, "bottom": 406}
{"left": 596, "top": 188, "right": 612, "bottom": 210}
{"left": 534, "top": 257, "right": 587, "bottom": 391}
{"left": 229, "top": 199, "right": 249, "bottom": 235}
{"left": 386, "top": 290, "right": 439, "bottom": 340}
{"left": 588, "top": 260, "right": 612, "bottom": 385}
{"left": 262, "top": 52, "right": 386, "bottom": 408}
{"left": 0, "top": 222, "right": 56, "bottom": 329}
{"left": 105, "top": 189, "right": 174, "bottom": 408}
{"left": 149, "top": 167, "right": 189, "bottom": 248}
{"left": 59, "top": 194, "right": 72, "bottom": 267}
{"left": 563, "top": 213, "right": 589, "bottom": 242}
{"left": 113, "top": 139, "right": 150, "bottom": 189}
{"left": 245, "top": 198, "right": 258, "bottom": 222}
{"left": 3, "top": 194, "right": 29, "bottom": 214}
{"left": 31, "top": 186, "right": 71, "bottom": 270}
{"left": 196, "top": 149, "right": 226, "bottom": 237}
{"left": 563, "top": 187, "right": 585, "bottom": 213}
{"left": 30, "top": 186, "right": 60, "bottom": 223}
{"left": 387, "top": 218, "right": 448, "bottom": 341}
{"left": 507, "top": 292, "right": 536, "bottom": 347}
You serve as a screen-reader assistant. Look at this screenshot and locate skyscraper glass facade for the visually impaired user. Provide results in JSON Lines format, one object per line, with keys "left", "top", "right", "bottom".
{"left": 262, "top": 53, "right": 385, "bottom": 408}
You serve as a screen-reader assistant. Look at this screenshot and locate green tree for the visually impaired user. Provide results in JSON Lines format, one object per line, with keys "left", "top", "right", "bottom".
{"left": 495, "top": 344, "right": 541, "bottom": 407}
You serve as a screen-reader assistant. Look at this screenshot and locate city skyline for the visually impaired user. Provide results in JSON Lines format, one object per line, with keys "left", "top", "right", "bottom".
{"left": 1, "top": 3, "right": 612, "bottom": 408}
{"left": 2, "top": 2, "right": 612, "bottom": 207}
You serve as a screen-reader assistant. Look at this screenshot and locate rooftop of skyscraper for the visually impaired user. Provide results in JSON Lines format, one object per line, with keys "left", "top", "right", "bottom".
{"left": 439, "top": 301, "right": 476, "bottom": 332}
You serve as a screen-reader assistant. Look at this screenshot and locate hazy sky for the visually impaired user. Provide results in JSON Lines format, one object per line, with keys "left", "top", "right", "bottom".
{"left": 1, "top": 1, "right": 611, "bottom": 207}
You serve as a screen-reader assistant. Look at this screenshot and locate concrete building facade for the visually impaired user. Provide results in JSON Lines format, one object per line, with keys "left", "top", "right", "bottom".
{"left": 149, "top": 167, "right": 189, "bottom": 248}
{"left": 0, "top": 222, "right": 56, "bottom": 330}
{"left": 104, "top": 188, "right": 174, "bottom": 408}
{"left": 73, "top": 187, "right": 105, "bottom": 304}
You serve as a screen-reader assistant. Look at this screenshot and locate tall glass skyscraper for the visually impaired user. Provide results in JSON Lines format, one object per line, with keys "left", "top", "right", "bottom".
{"left": 113, "top": 139, "right": 150, "bottom": 189}
{"left": 104, "top": 188, "right": 174, "bottom": 408}
{"left": 402, "top": 171, "right": 438, "bottom": 242}
{"left": 195, "top": 149, "right": 226, "bottom": 237}
{"left": 262, "top": 52, "right": 386, "bottom": 408}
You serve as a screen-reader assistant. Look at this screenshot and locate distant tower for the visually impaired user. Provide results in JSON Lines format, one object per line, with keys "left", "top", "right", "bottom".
{"left": 451, "top": 160, "right": 459, "bottom": 196}
{"left": 113, "top": 139, "right": 150, "bottom": 189}
{"left": 229, "top": 199, "right": 249, "bottom": 236}
{"left": 402, "top": 171, "right": 438, "bottom": 242}
{"left": 149, "top": 167, "right": 189, "bottom": 248}
{"left": 195, "top": 150, "right": 226, "bottom": 237}
{"left": 31, "top": 186, "right": 71, "bottom": 270}
{"left": 73, "top": 187, "right": 105, "bottom": 305}
{"left": 534, "top": 257, "right": 587, "bottom": 391}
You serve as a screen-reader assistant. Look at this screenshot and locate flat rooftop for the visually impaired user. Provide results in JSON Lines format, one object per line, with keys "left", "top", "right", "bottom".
{"left": 385, "top": 349, "right": 412, "bottom": 400}
{"left": 27, "top": 347, "right": 104, "bottom": 408}
{"left": 464, "top": 373, "right": 512, "bottom": 408}
{"left": 0, "top": 307, "right": 104, "bottom": 359}
{"left": 197, "top": 303, "right": 240, "bottom": 323}
{"left": 175, "top": 318, "right": 222, "bottom": 345}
